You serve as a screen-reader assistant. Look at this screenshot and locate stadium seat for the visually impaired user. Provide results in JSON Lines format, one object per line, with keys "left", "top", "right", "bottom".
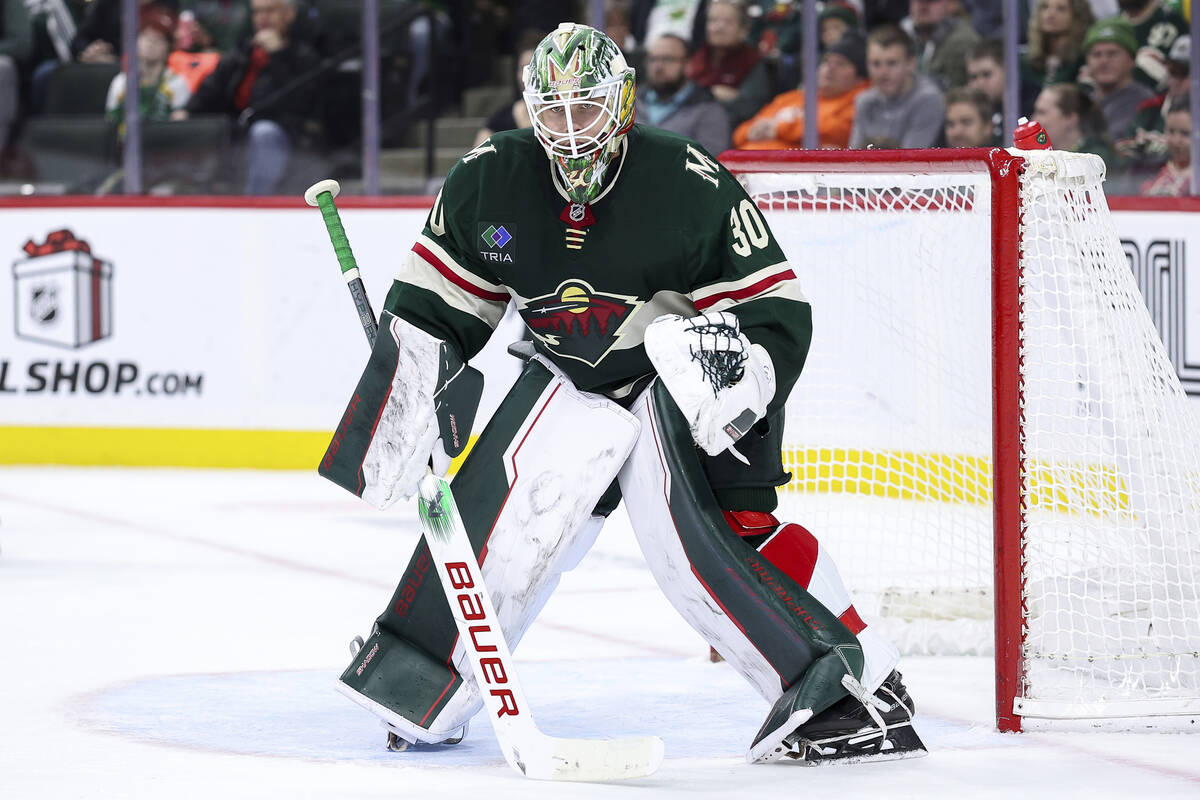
{"left": 141, "top": 115, "right": 231, "bottom": 191}
{"left": 21, "top": 115, "right": 117, "bottom": 190}
{"left": 44, "top": 63, "right": 121, "bottom": 115}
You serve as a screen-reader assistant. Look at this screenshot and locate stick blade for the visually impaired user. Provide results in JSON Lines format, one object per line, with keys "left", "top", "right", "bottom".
{"left": 522, "top": 734, "right": 665, "bottom": 782}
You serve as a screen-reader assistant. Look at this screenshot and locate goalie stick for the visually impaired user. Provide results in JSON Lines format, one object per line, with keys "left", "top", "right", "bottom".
{"left": 417, "top": 473, "right": 665, "bottom": 781}
{"left": 305, "top": 181, "right": 666, "bottom": 782}
{"left": 304, "top": 179, "right": 379, "bottom": 347}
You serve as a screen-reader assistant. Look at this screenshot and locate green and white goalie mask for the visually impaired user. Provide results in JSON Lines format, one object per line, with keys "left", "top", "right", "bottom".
{"left": 523, "top": 23, "right": 636, "bottom": 204}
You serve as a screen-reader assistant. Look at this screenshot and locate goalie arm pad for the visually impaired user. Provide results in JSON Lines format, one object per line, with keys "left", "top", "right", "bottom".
{"left": 643, "top": 311, "right": 776, "bottom": 464}
{"left": 319, "top": 310, "right": 484, "bottom": 508}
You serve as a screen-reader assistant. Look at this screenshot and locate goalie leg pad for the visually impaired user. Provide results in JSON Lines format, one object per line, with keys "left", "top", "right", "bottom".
{"left": 757, "top": 524, "right": 899, "bottom": 695}
{"left": 618, "top": 380, "right": 863, "bottom": 705}
{"left": 338, "top": 356, "right": 639, "bottom": 743}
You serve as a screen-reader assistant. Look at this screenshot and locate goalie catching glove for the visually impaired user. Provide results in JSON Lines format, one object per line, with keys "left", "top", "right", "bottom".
{"left": 643, "top": 312, "right": 776, "bottom": 464}
{"left": 319, "top": 310, "right": 484, "bottom": 508}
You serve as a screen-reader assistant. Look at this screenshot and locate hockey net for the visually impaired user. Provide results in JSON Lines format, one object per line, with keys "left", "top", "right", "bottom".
{"left": 722, "top": 148, "right": 1200, "bottom": 731}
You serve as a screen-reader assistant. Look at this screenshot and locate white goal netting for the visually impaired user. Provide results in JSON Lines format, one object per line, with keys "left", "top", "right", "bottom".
{"left": 733, "top": 149, "right": 1200, "bottom": 726}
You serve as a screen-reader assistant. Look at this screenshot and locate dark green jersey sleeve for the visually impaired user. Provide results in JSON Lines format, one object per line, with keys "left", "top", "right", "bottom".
{"left": 383, "top": 143, "right": 512, "bottom": 360}
{"left": 680, "top": 143, "right": 812, "bottom": 414}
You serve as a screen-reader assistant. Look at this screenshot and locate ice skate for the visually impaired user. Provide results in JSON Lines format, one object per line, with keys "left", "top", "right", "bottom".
{"left": 383, "top": 721, "right": 468, "bottom": 752}
{"left": 750, "top": 670, "right": 927, "bottom": 766}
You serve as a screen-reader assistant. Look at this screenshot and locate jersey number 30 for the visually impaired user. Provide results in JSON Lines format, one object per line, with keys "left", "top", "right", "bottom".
{"left": 729, "top": 199, "right": 769, "bottom": 257}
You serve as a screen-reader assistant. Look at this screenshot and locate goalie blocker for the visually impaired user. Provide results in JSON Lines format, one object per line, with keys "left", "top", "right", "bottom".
{"left": 319, "top": 310, "right": 484, "bottom": 507}
{"left": 322, "top": 332, "right": 921, "bottom": 763}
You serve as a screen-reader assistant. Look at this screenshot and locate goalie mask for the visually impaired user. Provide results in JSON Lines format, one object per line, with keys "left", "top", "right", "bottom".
{"left": 523, "top": 23, "right": 636, "bottom": 205}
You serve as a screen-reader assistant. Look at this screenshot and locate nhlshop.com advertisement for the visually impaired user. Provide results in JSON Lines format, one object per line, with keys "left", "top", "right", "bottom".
{"left": 0, "top": 198, "right": 1195, "bottom": 467}
{"left": 0, "top": 203, "right": 522, "bottom": 467}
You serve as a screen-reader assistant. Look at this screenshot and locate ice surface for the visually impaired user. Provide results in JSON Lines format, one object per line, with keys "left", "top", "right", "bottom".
{"left": 1, "top": 467, "right": 1197, "bottom": 799}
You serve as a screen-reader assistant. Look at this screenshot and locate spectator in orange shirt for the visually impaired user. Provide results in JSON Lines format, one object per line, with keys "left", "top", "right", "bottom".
{"left": 732, "top": 31, "right": 868, "bottom": 150}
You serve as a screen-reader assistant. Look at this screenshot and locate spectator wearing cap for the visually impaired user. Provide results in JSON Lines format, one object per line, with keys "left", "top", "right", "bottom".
{"left": 819, "top": 2, "right": 861, "bottom": 48}
{"left": 105, "top": 21, "right": 191, "bottom": 127}
{"left": 901, "top": 0, "right": 980, "bottom": 90}
{"left": 1081, "top": 18, "right": 1154, "bottom": 143}
{"left": 1117, "top": 0, "right": 1188, "bottom": 89}
{"left": 637, "top": 33, "right": 731, "bottom": 155}
{"left": 1139, "top": 96, "right": 1191, "bottom": 197}
{"left": 849, "top": 24, "right": 945, "bottom": 149}
{"left": 1121, "top": 35, "right": 1191, "bottom": 176}
{"left": 1020, "top": 0, "right": 1096, "bottom": 113}
{"left": 182, "top": 0, "right": 320, "bottom": 194}
{"left": 732, "top": 31, "right": 869, "bottom": 150}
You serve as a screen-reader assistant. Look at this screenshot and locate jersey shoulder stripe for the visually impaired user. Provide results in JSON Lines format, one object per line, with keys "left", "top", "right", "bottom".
{"left": 691, "top": 262, "right": 804, "bottom": 311}
{"left": 411, "top": 235, "right": 509, "bottom": 302}
{"left": 397, "top": 249, "right": 508, "bottom": 328}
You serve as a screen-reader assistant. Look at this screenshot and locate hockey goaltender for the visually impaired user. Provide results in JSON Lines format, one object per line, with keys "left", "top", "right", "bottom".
{"left": 318, "top": 22, "right": 926, "bottom": 769}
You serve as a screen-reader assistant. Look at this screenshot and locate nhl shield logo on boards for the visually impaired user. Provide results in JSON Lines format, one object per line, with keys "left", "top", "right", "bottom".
{"left": 12, "top": 229, "right": 113, "bottom": 349}
{"left": 29, "top": 286, "right": 57, "bottom": 323}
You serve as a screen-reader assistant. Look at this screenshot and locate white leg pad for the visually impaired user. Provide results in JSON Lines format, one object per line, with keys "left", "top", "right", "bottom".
{"left": 617, "top": 386, "right": 784, "bottom": 702}
{"left": 419, "top": 357, "right": 640, "bottom": 737}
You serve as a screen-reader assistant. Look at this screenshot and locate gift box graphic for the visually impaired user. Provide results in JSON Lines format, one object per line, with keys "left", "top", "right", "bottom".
{"left": 12, "top": 229, "right": 113, "bottom": 348}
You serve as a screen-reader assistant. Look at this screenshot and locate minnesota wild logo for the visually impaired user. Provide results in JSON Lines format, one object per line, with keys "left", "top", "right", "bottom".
{"left": 519, "top": 279, "right": 642, "bottom": 366}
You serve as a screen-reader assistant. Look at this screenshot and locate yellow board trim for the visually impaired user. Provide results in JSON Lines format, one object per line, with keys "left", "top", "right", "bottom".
{"left": 1, "top": 429, "right": 1127, "bottom": 515}
{"left": 0, "top": 426, "right": 477, "bottom": 473}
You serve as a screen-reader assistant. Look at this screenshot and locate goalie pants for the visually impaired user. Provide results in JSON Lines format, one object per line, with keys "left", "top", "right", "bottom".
{"left": 338, "top": 357, "right": 896, "bottom": 743}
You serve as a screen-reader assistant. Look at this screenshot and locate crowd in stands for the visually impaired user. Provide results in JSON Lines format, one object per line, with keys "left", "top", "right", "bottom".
{"left": 0, "top": 0, "right": 1193, "bottom": 196}
{"left": 485, "top": 0, "right": 1193, "bottom": 197}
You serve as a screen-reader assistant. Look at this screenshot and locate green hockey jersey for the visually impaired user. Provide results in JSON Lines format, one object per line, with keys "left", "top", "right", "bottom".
{"left": 383, "top": 124, "right": 812, "bottom": 412}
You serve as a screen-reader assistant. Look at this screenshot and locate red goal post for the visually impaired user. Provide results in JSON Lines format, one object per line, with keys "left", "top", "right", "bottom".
{"left": 720, "top": 148, "right": 1200, "bottom": 733}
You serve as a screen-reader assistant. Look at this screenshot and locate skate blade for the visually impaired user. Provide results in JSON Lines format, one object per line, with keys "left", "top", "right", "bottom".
{"left": 759, "top": 722, "right": 927, "bottom": 766}
{"left": 383, "top": 721, "right": 468, "bottom": 752}
{"left": 795, "top": 722, "right": 928, "bottom": 767}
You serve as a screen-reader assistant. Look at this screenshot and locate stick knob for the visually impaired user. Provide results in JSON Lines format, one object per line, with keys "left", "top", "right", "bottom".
{"left": 304, "top": 179, "right": 341, "bottom": 207}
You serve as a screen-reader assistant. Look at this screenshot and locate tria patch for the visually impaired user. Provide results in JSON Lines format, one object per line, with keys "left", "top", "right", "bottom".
{"left": 519, "top": 279, "right": 642, "bottom": 366}
{"left": 559, "top": 201, "right": 595, "bottom": 228}
{"left": 478, "top": 223, "right": 516, "bottom": 263}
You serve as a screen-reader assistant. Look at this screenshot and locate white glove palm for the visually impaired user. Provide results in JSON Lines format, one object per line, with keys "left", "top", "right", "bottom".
{"left": 643, "top": 312, "right": 776, "bottom": 464}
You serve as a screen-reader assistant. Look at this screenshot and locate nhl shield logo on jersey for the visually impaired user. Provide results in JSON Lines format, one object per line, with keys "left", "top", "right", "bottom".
{"left": 478, "top": 223, "right": 516, "bottom": 263}
{"left": 520, "top": 280, "right": 642, "bottom": 366}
